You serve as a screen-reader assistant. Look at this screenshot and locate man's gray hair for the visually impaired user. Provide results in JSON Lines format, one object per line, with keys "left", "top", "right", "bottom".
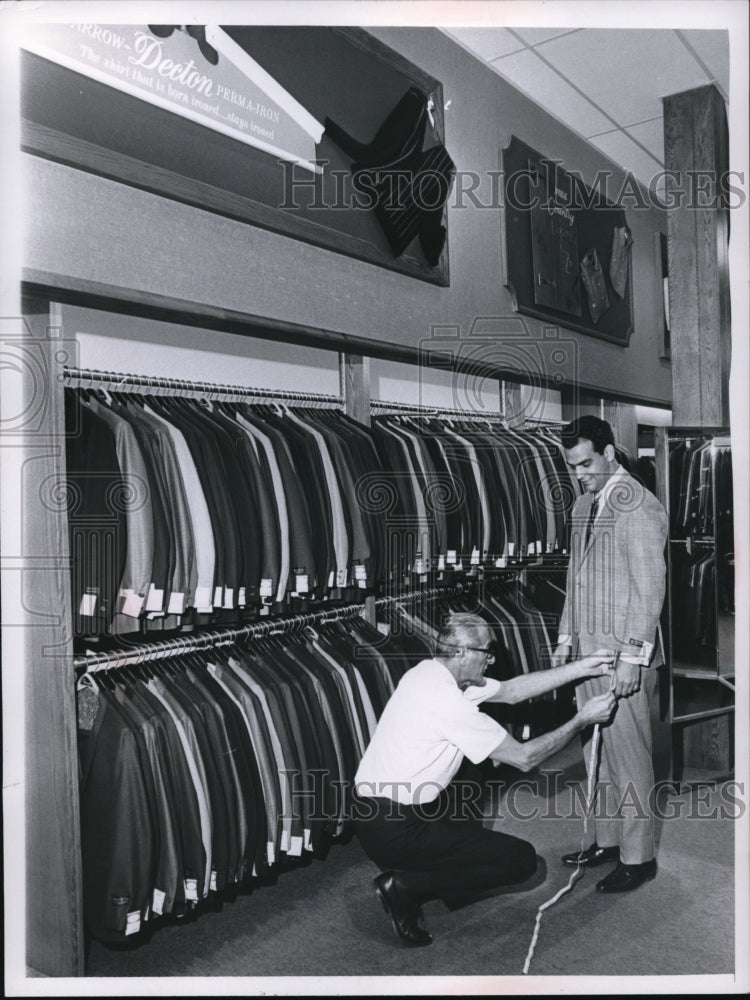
{"left": 435, "top": 612, "right": 491, "bottom": 658}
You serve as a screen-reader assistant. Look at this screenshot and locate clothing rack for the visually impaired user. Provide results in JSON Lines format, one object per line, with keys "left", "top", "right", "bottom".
{"left": 375, "top": 582, "right": 477, "bottom": 609}
{"left": 73, "top": 582, "right": 486, "bottom": 673}
{"left": 523, "top": 417, "right": 566, "bottom": 430}
{"left": 371, "top": 399, "right": 564, "bottom": 431}
{"left": 73, "top": 600, "right": 369, "bottom": 673}
{"left": 62, "top": 366, "right": 343, "bottom": 407}
{"left": 671, "top": 537, "right": 716, "bottom": 547}
{"left": 64, "top": 372, "right": 567, "bottom": 429}
{"left": 371, "top": 399, "right": 508, "bottom": 421}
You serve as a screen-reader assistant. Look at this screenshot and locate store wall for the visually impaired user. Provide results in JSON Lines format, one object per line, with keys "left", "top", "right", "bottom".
{"left": 23, "top": 27, "right": 671, "bottom": 407}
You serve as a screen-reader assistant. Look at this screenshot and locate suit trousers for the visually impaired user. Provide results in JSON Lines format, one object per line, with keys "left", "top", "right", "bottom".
{"left": 576, "top": 667, "right": 658, "bottom": 865}
{"left": 352, "top": 788, "right": 537, "bottom": 909}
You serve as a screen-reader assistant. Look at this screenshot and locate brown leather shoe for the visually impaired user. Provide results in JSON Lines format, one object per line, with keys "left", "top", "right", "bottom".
{"left": 373, "top": 872, "right": 433, "bottom": 947}
{"left": 596, "top": 859, "right": 657, "bottom": 893}
{"left": 562, "top": 842, "right": 620, "bottom": 868}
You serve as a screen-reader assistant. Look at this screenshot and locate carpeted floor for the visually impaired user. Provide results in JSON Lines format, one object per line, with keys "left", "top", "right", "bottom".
{"left": 83, "top": 742, "right": 738, "bottom": 988}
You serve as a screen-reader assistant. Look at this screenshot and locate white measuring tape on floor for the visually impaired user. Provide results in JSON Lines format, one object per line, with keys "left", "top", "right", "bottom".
{"left": 522, "top": 664, "right": 617, "bottom": 975}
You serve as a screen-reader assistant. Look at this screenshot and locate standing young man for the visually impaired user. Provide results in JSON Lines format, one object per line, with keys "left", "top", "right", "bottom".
{"left": 554, "top": 415, "right": 668, "bottom": 893}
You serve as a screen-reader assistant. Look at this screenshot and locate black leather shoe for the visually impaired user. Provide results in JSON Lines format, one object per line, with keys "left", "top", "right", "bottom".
{"left": 562, "top": 842, "right": 619, "bottom": 868}
{"left": 596, "top": 859, "right": 657, "bottom": 893}
{"left": 373, "top": 872, "right": 433, "bottom": 947}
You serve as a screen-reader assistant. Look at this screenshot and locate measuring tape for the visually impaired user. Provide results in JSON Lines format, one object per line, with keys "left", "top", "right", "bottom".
{"left": 522, "top": 659, "right": 618, "bottom": 975}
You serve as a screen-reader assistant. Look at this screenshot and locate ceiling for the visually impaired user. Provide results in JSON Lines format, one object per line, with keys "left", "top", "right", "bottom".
{"left": 441, "top": 26, "right": 729, "bottom": 188}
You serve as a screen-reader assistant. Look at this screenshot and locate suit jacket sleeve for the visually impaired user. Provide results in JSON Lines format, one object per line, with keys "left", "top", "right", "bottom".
{"left": 617, "top": 493, "right": 668, "bottom": 664}
{"left": 557, "top": 494, "right": 585, "bottom": 649}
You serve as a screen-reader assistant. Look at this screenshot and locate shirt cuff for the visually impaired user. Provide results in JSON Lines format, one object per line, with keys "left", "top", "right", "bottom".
{"left": 620, "top": 638, "right": 655, "bottom": 666}
{"left": 557, "top": 635, "right": 572, "bottom": 646}
{"left": 619, "top": 654, "right": 648, "bottom": 666}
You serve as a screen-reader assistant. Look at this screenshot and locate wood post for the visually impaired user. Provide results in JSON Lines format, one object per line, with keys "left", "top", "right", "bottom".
{"left": 663, "top": 84, "right": 731, "bottom": 427}
{"left": 339, "top": 352, "right": 371, "bottom": 427}
{"left": 18, "top": 297, "right": 84, "bottom": 976}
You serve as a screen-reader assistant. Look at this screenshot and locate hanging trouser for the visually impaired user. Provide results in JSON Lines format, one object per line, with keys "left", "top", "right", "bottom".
{"left": 352, "top": 786, "right": 537, "bottom": 910}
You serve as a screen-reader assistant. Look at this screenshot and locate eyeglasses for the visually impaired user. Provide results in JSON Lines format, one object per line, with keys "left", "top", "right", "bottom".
{"left": 465, "top": 645, "right": 495, "bottom": 663}
{"left": 445, "top": 642, "right": 496, "bottom": 663}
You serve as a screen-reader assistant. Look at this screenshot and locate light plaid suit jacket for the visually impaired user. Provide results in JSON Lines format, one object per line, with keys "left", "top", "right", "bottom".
{"left": 560, "top": 469, "right": 668, "bottom": 666}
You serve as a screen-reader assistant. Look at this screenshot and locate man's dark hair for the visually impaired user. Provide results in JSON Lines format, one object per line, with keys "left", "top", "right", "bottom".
{"left": 561, "top": 415, "right": 615, "bottom": 454}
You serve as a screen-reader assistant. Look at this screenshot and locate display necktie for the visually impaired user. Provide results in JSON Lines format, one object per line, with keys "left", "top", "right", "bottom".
{"left": 585, "top": 495, "right": 599, "bottom": 546}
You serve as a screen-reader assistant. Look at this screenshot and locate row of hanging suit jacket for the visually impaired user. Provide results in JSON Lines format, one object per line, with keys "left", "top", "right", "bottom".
{"left": 77, "top": 580, "right": 565, "bottom": 942}
{"left": 65, "top": 389, "right": 579, "bottom": 637}
{"left": 668, "top": 436, "right": 733, "bottom": 659}
{"left": 668, "top": 435, "right": 732, "bottom": 538}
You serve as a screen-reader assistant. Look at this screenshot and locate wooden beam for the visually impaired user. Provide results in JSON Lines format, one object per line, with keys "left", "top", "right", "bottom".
{"left": 20, "top": 297, "right": 84, "bottom": 976}
{"left": 663, "top": 84, "right": 730, "bottom": 426}
{"left": 21, "top": 270, "right": 675, "bottom": 408}
{"left": 339, "top": 353, "right": 371, "bottom": 427}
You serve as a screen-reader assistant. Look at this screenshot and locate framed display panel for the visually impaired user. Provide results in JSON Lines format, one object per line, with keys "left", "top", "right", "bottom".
{"left": 502, "top": 135, "right": 634, "bottom": 345}
{"left": 21, "top": 25, "right": 451, "bottom": 285}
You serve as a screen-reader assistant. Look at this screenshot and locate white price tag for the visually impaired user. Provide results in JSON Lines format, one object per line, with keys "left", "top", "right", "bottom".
{"left": 495, "top": 556, "right": 507, "bottom": 568}
{"left": 146, "top": 584, "right": 164, "bottom": 613}
{"left": 295, "top": 574, "right": 309, "bottom": 594}
{"left": 260, "top": 578, "right": 273, "bottom": 598}
{"left": 152, "top": 888, "right": 166, "bottom": 916}
{"left": 438, "top": 554, "right": 446, "bottom": 571}
{"left": 508, "top": 542, "right": 516, "bottom": 557}
{"left": 238, "top": 587, "right": 246, "bottom": 606}
{"left": 194, "top": 586, "right": 213, "bottom": 611}
{"left": 223, "top": 587, "right": 235, "bottom": 609}
{"left": 121, "top": 591, "right": 145, "bottom": 618}
{"left": 414, "top": 558, "right": 425, "bottom": 574}
{"left": 536, "top": 540, "right": 543, "bottom": 555}
{"left": 470, "top": 547, "right": 480, "bottom": 565}
{"left": 213, "top": 586, "right": 224, "bottom": 608}
{"left": 79, "top": 592, "right": 97, "bottom": 616}
{"left": 336, "top": 568, "right": 348, "bottom": 587}
{"left": 447, "top": 549, "right": 457, "bottom": 565}
{"left": 125, "top": 911, "right": 141, "bottom": 936}
{"left": 167, "top": 591, "right": 185, "bottom": 615}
